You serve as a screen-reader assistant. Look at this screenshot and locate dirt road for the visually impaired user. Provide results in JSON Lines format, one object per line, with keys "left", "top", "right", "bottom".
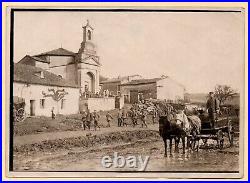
{"left": 13, "top": 128, "right": 239, "bottom": 172}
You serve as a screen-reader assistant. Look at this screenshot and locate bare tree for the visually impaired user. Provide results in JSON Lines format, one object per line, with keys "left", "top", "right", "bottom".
{"left": 214, "top": 85, "right": 237, "bottom": 105}
{"left": 42, "top": 89, "right": 68, "bottom": 114}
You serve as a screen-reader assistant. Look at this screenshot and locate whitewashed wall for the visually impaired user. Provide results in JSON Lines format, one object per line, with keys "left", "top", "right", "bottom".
{"left": 13, "top": 82, "right": 79, "bottom": 117}
{"left": 157, "top": 78, "right": 185, "bottom": 102}
{"left": 82, "top": 97, "right": 115, "bottom": 112}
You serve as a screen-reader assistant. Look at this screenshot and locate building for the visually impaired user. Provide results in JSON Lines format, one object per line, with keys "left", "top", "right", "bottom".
{"left": 13, "top": 64, "right": 80, "bottom": 116}
{"left": 15, "top": 21, "right": 122, "bottom": 115}
{"left": 18, "top": 21, "right": 101, "bottom": 94}
{"left": 120, "top": 76, "right": 185, "bottom": 103}
{"left": 100, "top": 75, "right": 142, "bottom": 97}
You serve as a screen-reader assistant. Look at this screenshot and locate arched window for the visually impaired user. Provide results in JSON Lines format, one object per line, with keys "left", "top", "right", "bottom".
{"left": 87, "top": 30, "right": 92, "bottom": 40}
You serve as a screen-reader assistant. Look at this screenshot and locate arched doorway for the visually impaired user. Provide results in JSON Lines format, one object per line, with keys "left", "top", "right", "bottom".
{"left": 84, "top": 72, "right": 95, "bottom": 93}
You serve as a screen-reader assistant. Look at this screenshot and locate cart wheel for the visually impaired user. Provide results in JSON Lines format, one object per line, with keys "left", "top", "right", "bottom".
{"left": 227, "top": 120, "right": 234, "bottom": 147}
{"left": 217, "top": 130, "right": 224, "bottom": 149}
{"left": 17, "top": 108, "right": 25, "bottom": 122}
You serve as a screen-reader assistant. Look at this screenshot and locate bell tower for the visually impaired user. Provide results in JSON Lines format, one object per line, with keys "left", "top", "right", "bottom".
{"left": 83, "top": 20, "right": 93, "bottom": 42}
{"left": 76, "top": 20, "right": 101, "bottom": 94}
{"left": 79, "top": 20, "right": 97, "bottom": 56}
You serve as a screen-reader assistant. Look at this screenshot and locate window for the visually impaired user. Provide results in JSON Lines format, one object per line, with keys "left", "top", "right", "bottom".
{"left": 61, "top": 99, "right": 66, "bottom": 109}
{"left": 40, "top": 99, "right": 45, "bottom": 109}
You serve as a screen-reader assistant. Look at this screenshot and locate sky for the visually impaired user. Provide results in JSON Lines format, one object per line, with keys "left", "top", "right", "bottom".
{"left": 13, "top": 10, "right": 245, "bottom": 93}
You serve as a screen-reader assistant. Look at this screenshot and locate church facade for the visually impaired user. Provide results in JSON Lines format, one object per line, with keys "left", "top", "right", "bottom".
{"left": 18, "top": 21, "right": 101, "bottom": 94}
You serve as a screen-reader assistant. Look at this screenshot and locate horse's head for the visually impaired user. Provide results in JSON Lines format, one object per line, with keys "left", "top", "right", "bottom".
{"left": 173, "top": 110, "right": 191, "bottom": 131}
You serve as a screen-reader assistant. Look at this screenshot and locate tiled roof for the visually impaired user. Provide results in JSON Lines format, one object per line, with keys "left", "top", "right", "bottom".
{"left": 35, "top": 48, "right": 76, "bottom": 56}
{"left": 14, "top": 63, "right": 79, "bottom": 88}
{"left": 120, "top": 78, "right": 163, "bottom": 86}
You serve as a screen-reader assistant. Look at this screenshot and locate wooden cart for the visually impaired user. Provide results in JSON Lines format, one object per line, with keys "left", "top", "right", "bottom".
{"left": 196, "top": 110, "right": 234, "bottom": 149}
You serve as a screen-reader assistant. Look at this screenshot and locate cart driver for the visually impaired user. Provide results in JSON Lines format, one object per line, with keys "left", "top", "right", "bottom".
{"left": 206, "top": 92, "right": 220, "bottom": 128}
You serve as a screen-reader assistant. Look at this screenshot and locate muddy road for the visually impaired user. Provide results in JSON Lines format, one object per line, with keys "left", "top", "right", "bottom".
{"left": 14, "top": 130, "right": 239, "bottom": 172}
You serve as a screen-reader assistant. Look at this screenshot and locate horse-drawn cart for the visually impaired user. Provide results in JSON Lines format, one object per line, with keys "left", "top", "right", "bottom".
{"left": 196, "top": 110, "right": 234, "bottom": 149}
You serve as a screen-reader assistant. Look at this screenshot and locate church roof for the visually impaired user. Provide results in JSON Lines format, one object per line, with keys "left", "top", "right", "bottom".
{"left": 14, "top": 63, "right": 79, "bottom": 88}
{"left": 35, "top": 48, "right": 76, "bottom": 57}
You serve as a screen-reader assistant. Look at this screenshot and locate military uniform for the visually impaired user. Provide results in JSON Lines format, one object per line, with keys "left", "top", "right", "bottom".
{"left": 106, "top": 112, "right": 113, "bottom": 127}
{"left": 117, "top": 110, "right": 123, "bottom": 127}
{"left": 93, "top": 111, "right": 100, "bottom": 131}
{"left": 131, "top": 109, "right": 138, "bottom": 127}
{"left": 152, "top": 109, "right": 158, "bottom": 124}
{"left": 206, "top": 96, "right": 220, "bottom": 128}
{"left": 81, "top": 111, "right": 87, "bottom": 130}
{"left": 141, "top": 110, "right": 148, "bottom": 128}
{"left": 86, "top": 111, "right": 93, "bottom": 130}
{"left": 121, "top": 110, "right": 127, "bottom": 127}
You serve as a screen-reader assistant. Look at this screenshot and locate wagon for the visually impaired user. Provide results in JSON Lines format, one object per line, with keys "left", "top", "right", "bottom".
{"left": 195, "top": 109, "right": 234, "bottom": 149}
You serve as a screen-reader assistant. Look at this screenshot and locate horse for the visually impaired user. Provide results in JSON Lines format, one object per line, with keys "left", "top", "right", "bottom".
{"left": 159, "top": 110, "right": 201, "bottom": 157}
{"left": 175, "top": 111, "right": 201, "bottom": 150}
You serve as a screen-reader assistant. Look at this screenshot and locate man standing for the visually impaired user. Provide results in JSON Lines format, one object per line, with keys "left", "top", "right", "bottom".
{"left": 106, "top": 111, "right": 113, "bottom": 127}
{"left": 51, "top": 107, "right": 55, "bottom": 119}
{"left": 131, "top": 109, "right": 138, "bottom": 127}
{"left": 206, "top": 92, "right": 220, "bottom": 128}
{"left": 81, "top": 111, "right": 87, "bottom": 130}
{"left": 152, "top": 108, "right": 158, "bottom": 124}
{"left": 86, "top": 109, "right": 92, "bottom": 130}
{"left": 93, "top": 110, "right": 100, "bottom": 131}
{"left": 117, "top": 109, "right": 122, "bottom": 127}
{"left": 141, "top": 109, "right": 148, "bottom": 128}
{"left": 121, "top": 109, "right": 128, "bottom": 127}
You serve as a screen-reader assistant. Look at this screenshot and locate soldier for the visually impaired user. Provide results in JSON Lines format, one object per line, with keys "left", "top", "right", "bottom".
{"left": 152, "top": 108, "right": 158, "bottom": 124}
{"left": 93, "top": 110, "right": 100, "bottom": 131}
{"left": 51, "top": 107, "right": 55, "bottom": 119}
{"left": 121, "top": 109, "right": 128, "bottom": 127}
{"left": 141, "top": 109, "right": 148, "bottom": 128}
{"left": 117, "top": 109, "right": 123, "bottom": 127}
{"left": 106, "top": 111, "right": 113, "bottom": 127}
{"left": 86, "top": 109, "right": 92, "bottom": 130}
{"left": 130, "top": 109, "right": 138, "bottom": 127}
{"left": 206, "top": 92, "right": 220, "bottom": 128}
{"left": 81, "top": 111, "right": 87, "bottom": 130}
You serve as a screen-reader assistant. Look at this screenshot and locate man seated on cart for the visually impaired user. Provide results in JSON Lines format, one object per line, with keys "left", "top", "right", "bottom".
{"left": 206, "top": 92, "right": 220, "bottom": 129}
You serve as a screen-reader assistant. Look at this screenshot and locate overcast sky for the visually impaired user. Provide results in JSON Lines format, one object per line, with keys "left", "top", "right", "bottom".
{"left": 14, "top": 10, "right": 245, "bottom": 93}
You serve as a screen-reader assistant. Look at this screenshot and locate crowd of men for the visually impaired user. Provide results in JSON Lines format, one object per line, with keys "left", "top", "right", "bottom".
{"left": 63, "top": 91, "right": 231, "bottom": 131}
{"left": 80, "top": 103, "right": 160, "bottom": 131}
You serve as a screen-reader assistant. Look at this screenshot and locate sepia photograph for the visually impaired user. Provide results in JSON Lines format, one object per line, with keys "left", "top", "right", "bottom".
{"left": 3, "top": 3, "right": 248, "bottom": 180}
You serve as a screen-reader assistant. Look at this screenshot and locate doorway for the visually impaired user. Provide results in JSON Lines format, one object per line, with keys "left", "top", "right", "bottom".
{"left": 130, "top": 90, "right": 139, "bottom": 104}
{"left": 30, "top": 100, "right": 35, "bottom": 116}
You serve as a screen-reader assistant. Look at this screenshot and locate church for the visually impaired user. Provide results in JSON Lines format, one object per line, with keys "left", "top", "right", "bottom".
{"left": 18, "top": 21, "right": 101, "bottom": 94}
{"left": 14, "top": 21, "right": 119, "bottom": 116}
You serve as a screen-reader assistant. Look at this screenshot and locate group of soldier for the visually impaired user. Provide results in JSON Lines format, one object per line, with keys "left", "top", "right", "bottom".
{"left": 81, "top": 110, "right": 101, "bottom": 131}
{"left": 80, "top": 104, "right": 159, "bottom": 130}
{"left": 79, "top": 91, "right": 228, "bottom": 131}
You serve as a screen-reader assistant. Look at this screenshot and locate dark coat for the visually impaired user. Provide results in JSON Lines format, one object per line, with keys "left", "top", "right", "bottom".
{"left": 206, "top": 97, "right": 220, "bottom": 113}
